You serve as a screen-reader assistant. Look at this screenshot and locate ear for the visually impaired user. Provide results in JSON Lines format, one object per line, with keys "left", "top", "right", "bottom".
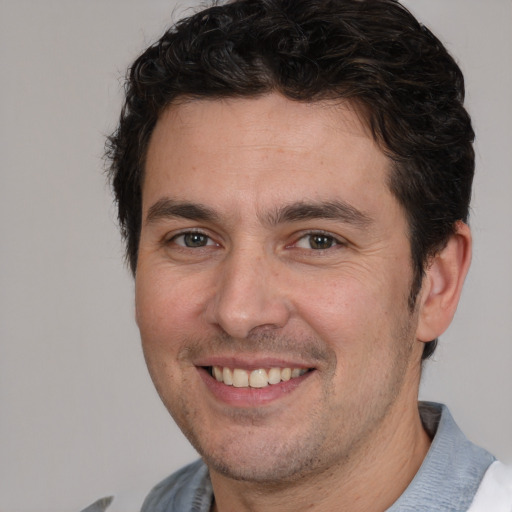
{"left": 416, "top": 221, "right": 472, "bottom": 342}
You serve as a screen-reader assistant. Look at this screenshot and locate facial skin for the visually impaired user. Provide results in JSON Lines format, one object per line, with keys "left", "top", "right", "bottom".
{"left": 135, "top": 94, "right": 468, "bottom": 511}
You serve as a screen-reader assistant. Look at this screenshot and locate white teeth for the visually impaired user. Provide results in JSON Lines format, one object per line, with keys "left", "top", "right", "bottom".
{"left": 249, "top": 369, "right": 268, "bottom": 388}
{"left": 223, "top": 367, "right": 233, "bottom": 386}
{"left": 213, "top": 366, "right": 223, "bottom": 381}
{"left": 211, "top": 365, "right": 309, "bottom": 388}
{"left": 232, "top": 369, "right": 249, "bottom": 388}
{"left": 281, "top": 368, "right": 292, "bottom": 381}
{"left": 268, "top": 367, "right": 281, "bottom": 385}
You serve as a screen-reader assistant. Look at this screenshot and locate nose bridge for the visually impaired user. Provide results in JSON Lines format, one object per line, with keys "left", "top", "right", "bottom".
{"left": 207, "top": 242, "right": 290, "bottom": 339}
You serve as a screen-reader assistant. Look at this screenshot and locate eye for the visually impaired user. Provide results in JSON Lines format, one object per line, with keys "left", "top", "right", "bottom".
{"left": 295, "top": 233, "right": 340, "bottom": 250}
{"left": 172, "top": 232, "right": 216, "bottom": 248}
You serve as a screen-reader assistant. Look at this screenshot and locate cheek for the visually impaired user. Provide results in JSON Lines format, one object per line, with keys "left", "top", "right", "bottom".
{"left": 297, "top": 274, "right": 383, "bottom": 338}
{"left": 294, "top": 268, "right": 411, "bottom": 372}
{"left": 135, "top": 269, "right": 201, "bottom": 347}
{"left": 135, "top": 271, "right": 200, "bottom": 399}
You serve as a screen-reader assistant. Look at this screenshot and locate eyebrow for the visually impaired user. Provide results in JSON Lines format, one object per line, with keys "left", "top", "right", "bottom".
{"left": 264, "top": 200, "right": 372, "bottom": 227}
{"left": 145, "top": 198, "right": 219, "bottom": 224}
{"left": 145, "top": 197, "right": 372, "bottom": 228}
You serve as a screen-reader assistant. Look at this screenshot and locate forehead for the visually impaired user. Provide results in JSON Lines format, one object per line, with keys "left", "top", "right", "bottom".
{"left": 143, "top": 94, "right": 394, "bottom": 218}
{"left": 148, "top": 94, "right": 376, "bottom": 158}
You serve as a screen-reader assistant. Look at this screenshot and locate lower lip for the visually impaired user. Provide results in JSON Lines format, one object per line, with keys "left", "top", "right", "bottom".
{"left": 198, "top": 367, "right": 313, "bottom": 407}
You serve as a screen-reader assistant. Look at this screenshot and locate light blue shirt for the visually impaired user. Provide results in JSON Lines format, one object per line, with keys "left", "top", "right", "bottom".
{"left": 82, "top": 402, "right": 495, "bottom": 512}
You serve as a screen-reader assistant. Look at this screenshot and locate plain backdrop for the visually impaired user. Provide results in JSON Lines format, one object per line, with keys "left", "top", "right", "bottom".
{"left": 1, "top": 1, "right": 511, "bottom": 511}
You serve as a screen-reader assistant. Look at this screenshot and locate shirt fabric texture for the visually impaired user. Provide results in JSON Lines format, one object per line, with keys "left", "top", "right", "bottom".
{"left": 467, "top": 461, "right": 512, "bottom": 512}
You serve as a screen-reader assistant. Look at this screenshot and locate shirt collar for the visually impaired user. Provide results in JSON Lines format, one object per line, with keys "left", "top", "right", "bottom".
{"left": 387, "top": 401, "right": 494, "bottom": 511}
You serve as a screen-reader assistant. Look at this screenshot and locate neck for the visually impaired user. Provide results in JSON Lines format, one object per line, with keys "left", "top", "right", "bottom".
{"left": 210, "top": 400, "right": 430, "bottom": 512}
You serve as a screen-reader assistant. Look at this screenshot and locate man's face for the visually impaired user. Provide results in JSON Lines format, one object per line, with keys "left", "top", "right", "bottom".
{"left": 136, "top": 94, "right": 424, "bottom": 483}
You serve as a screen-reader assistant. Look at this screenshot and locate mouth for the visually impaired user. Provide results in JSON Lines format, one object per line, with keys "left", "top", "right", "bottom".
{"left": 206, "top": 365, "right": 312, "bottom": 388}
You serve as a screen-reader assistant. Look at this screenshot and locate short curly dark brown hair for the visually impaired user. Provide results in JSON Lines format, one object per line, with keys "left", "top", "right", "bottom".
{"left": 107, "top": 0, "right": 475, "bottom": 360}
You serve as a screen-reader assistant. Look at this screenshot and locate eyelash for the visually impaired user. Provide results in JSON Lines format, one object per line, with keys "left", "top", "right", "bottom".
{"left": 291, "top": 231, "right": 345, "bottom": 251}
{"left": 168, "top": 230, "right": 217, "bottom": 249}
{"left": 166, "top": 229, "right": 345, "bottom": 252}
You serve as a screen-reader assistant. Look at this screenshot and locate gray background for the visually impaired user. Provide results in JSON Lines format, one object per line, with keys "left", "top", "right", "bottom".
{"left": 0, "top": 1, "right": 510, "bottom": 511}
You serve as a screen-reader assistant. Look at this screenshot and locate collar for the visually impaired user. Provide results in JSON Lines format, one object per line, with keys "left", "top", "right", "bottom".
{"left": 387, "top": 401, "right": 495, "bottom": 511}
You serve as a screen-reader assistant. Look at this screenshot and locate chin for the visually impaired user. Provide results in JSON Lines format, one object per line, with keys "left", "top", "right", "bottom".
{"left": 206, "top": 453, "right": 316, "bottom": 484}
{"left": 194, "top": 429, "right": 331, "bottom": 485}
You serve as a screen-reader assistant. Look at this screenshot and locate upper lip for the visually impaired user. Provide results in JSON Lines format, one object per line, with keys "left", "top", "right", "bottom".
{"left": 193, "top": 355, "right": 315, "bottom": 371}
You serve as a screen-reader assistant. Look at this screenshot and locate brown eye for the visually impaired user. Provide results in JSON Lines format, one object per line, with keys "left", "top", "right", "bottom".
{"left": 309, "top": 234, "right": 336, "bottom": 250}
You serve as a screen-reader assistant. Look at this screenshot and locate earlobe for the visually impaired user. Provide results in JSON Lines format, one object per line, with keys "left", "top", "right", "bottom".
{"left": 416, "top": 222, "right": 472, "bottom": 342}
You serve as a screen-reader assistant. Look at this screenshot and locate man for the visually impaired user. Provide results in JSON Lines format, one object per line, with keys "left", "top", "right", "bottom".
{"left": 90, "top": 0, "right": 512, "bottom": 510}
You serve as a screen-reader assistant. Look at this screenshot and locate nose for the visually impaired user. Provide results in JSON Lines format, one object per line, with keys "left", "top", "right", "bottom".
{"left": 205, "top": 248, "right": 291, "bottom": 339}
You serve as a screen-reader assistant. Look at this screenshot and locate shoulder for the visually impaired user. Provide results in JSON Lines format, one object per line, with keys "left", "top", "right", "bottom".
{"left": 468, "top": 461, "right": 512, "bottom": 512}
{"left": 141, "top": 459, "right": 213, "bottom": 512}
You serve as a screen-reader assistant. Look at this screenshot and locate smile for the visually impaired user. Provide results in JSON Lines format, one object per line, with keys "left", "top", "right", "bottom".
{"left": 209, "top": 366, "right": 310, "bottom": 388}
